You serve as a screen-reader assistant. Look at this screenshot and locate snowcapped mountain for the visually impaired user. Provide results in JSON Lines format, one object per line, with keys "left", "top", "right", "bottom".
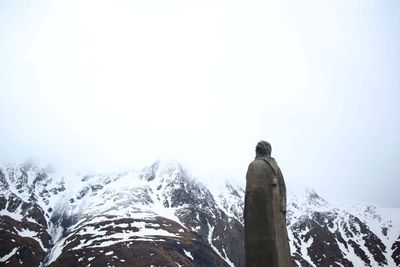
{"left": 0, "top": 161, "right": 399, "bottom": 266}
{"left": 286, "top": 186, "right": 400, "bottom": 266}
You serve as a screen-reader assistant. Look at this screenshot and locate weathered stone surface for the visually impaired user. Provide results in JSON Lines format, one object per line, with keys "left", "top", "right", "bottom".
{"left": 244, "top": 141, "right": 291, "bottom": 267}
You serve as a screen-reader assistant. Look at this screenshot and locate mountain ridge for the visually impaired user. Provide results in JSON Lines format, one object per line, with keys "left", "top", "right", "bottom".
{"left": 0, "top": 161, "right": 399, "bottom": 266}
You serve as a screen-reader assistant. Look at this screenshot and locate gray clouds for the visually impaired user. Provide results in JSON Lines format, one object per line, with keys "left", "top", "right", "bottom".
{"left": 0, "top": 0, "right": 399, "bottom": 206}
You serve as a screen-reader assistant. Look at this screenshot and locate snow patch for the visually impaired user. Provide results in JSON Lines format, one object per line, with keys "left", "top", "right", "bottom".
{"left": 0, "top": 247, "right": 18, "bottom": 262}
{"left": 0, "top": 209, "right": 23, "bottom": 221}
{"left": 183, "top": 249, "right": 193, "bottom": 260}
{"left": 207, "top": 221, "right": 235, "bottom": 267}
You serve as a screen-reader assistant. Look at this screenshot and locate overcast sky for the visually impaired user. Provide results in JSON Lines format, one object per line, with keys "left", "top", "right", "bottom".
{"left": 0, "top": 0, "right": 399, "bottom": 207}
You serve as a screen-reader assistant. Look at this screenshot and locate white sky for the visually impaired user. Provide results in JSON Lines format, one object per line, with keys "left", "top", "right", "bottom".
{"left": 0, "top": 0, "right": 399, "bottom": 206}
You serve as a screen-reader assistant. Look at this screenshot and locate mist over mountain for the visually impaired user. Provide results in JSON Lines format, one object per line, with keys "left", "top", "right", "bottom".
{"left": 0, "top": 161, "right": 399, "bottom": 266}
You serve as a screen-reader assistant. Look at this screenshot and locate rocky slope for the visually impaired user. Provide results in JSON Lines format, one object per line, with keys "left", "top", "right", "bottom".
{"left": 0, "top": 161, "right": 399, "bottom": 266}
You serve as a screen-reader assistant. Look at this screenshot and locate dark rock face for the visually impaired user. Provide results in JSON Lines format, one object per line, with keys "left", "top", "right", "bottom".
{"left": 0, "top": 164, "right": 64, "bottom": 266}
{"left": 392, "top": 235, "right": 400, "bottom": 266}
{"left": 0, "top": 190, "right": 50, "bottom": 264}
{"left": 47, "top": 216, "right": 229, "bottom": 267}
{"left": 41, "top": 162, "right": 240, "bottom": 267}
{"left": 0, "top": 162, "right": 399, "bottom": 267}
{"left": 291, "top": 216, "right": 353, "bottom": 267}
{"left": 287, "top": 191, "right": 398, "bottom": 267}
{"left": 0, "top": 215, "right": 50, "bottom": 267}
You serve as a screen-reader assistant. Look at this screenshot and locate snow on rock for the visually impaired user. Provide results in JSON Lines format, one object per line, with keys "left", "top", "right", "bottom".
{"left": 1, "top": 160, "right": 400, "bottom": 267}
{"left": 0, "top": 247, "right": 18, "bottom": 262}
{"left": 183, "top": 249, "right": 194, "bottom": 260}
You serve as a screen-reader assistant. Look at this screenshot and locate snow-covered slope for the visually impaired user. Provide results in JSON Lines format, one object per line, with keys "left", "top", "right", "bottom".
{"left": 285, "top": 185, "right": 400, "bottom": 266}
{"left": 0, "top": 161, "right": 399, "bottom": 266}
{"left": 0, "top": 162, "right": 66, "bottom": 266}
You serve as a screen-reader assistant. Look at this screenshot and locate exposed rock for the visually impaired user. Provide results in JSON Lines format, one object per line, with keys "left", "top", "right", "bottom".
{"left": 0, "top": 162, "right": 399, "bottom": 267}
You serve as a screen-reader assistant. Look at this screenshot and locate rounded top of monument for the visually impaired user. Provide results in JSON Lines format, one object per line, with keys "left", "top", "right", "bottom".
{"left": 256, "top": 140, "right": 271, "bottom": 157}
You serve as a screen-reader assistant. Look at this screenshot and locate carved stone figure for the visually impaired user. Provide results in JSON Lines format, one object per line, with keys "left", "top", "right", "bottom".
{"left": 244, "top": 140, "right": 291, "bottom": 267}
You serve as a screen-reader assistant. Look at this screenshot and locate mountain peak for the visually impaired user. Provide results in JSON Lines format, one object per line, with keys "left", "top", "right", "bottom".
{"left": 287, "top": 184, "right": 329, "bottom": 210}
{"left": 1, "top": 162, "right": 399, "bottom": 266}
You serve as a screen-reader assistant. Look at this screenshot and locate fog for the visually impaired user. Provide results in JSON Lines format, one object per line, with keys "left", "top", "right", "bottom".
{"left": 0, "top": 0, "right": 399, "bottom": 206}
